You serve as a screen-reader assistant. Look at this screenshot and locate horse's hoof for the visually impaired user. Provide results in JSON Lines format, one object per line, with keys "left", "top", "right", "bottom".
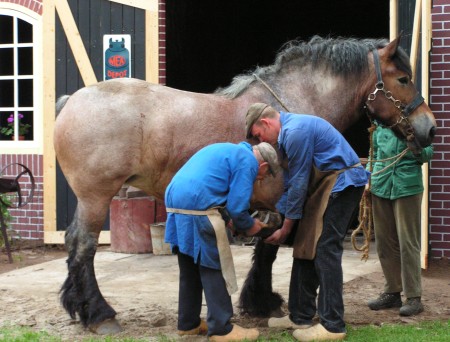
{"left": 270, "top": 307, "right": 285, "bottom": 318}
{"left": 89, "top": 318, "right": 123, "bottom": 335}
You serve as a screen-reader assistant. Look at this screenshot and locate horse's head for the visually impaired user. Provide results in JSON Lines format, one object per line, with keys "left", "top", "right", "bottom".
{"left": 365, "top": 35, "right": 437, "bottom": 154}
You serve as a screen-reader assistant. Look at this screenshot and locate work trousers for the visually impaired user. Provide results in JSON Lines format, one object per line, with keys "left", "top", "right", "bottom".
{"left": 372, "top": 193, "right": 423, "bottom": 298}
{"left": 288, "top": 185, "right": 364, "bottom": 333}
{"left": 177, "top": 251, "right": 233, "bottom": 337}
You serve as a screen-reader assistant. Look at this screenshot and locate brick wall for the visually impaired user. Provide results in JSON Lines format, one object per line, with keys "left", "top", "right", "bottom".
{"left": 429, "top": 0, "right": 450, "bottom": 258}
{"left": 0, "top": 155, "right": 44, "bottom": 240}
{"left": 0, "top": 0, "right": 42, "bottom": 14}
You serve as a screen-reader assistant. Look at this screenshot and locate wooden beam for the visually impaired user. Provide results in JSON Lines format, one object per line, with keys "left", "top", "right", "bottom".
{"left": 410, "top": 0, "right": 422, "bottom": 82}
{"left": 146, "top": 8, "right": 159, "bottom": 83}
{"left": 108, "top": 0, "right": 157, "bottom": 11}
{"left": 55, "top": 0, "right": 97, "bottom": 86}
{"left": 390, "top": 0, "right": 398, "bottom": 40}
{"left": 421, "top": 0, "right": 432, "bottom": 270}
{"left": 43, "top": 0, "right": 58, "bottom": 241}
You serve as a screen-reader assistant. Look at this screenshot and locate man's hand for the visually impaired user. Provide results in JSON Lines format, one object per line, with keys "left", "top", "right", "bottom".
{"left": 264, "top": 217, "right": 297, "bottom": 245}
{"left": 245, "top": 218, "right": 267, "bottom": 237}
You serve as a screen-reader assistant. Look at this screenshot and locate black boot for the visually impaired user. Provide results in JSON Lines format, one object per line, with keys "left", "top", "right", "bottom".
{"left": 399, "top": 297, "right": 424, "bottom": 316}
{"left": 368, "top": 292, "right": 402, "bottom": 310}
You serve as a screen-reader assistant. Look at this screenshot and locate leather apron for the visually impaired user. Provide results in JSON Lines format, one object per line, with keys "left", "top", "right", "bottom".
{"left": 165, "top": 207, "right": 238, "bottom": 296}
{"left": 292, "top": 163, "right": 361, "bottom": 260}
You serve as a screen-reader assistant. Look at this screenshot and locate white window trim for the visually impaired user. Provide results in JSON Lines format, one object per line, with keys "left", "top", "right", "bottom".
{"left": 0, "top": 7, "right": 43, "bottom": 155}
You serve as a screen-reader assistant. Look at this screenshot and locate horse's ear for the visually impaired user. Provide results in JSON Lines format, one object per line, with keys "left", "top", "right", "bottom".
{"left": 384, "top": 32, "right": 403, "bottom": 58}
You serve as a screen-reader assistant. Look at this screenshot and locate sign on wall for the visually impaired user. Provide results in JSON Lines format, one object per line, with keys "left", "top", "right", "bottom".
{"left": 103, "top": 34, "right": 131, "bottom": 80}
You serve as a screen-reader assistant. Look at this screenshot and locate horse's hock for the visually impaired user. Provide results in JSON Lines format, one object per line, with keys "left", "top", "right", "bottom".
{"left": 110, "top": 186, "right": 168, "bottom": 254}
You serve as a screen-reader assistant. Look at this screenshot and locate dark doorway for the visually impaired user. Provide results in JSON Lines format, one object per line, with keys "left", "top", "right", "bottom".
{"left": 165, "top": 0, "right": 390, "bottom": 157}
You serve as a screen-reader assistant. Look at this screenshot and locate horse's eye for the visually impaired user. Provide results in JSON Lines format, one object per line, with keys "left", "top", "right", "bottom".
{"left": 398, "top": 76, "right": 409, "bottom": 85}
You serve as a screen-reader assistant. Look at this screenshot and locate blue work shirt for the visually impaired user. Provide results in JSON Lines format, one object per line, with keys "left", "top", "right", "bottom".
{"left": 278, "top": 112, "right": 369, "bottom": 219}
{"left": 164, "top": 142, "right": 258, "bottom": 269}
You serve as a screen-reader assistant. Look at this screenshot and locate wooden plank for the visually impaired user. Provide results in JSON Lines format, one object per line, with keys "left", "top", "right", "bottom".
{"left": 134, "top": 9, "right": 146, "bottom": 79}
{"left": 110, "top": 1, "right": 123, "bottom": 34}
{"left": 389, "top": 0, "right": 398, "bottom": 40}
{"left": 55, "top": 0, "right": 97, "bottom": 86}
{"left": 108, "top": 0, "right": 157, "bottom": 11}
{"left": 43, "top": 0, "right": 58, "bottom": 241}
{"left": 420, "top": 0, "right": 432, "bottom": 270}
{"left": 145, "top": 9, "right": 159, "bottom": 83}
{"left": 123, "top": 5, "right": 135, "bottom": 78}
{"left": 410, "top": 0, "right": 422, "bottom": 82}
{"left": 77, "top": 0, "right": 91, "bottom": 78}
{"left": 89, "top": 0, "right": 103, "bottom": 81}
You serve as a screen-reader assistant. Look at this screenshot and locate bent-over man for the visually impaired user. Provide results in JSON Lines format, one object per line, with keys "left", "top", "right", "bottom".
{"left": 165, "top": 141, "right": 280, "bottom": 342}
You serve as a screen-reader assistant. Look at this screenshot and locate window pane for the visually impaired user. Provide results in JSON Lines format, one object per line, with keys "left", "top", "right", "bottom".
{"left": 0, "top": 80, "right": 14, "bottom": 106}
{"left": 0, "top": 112, "right": 14, "bottom": 141}
{"left": 0, "top": 48, "right": 13, "bottom": 76}
{"left": 0, "top": 15, "right": 13, "bottom": 44}
{"left": 18, "top": 18, "right": 32, "bottom": 43}
{"left": 18, "top": 110, "right": 33, "bottom": 140}
{"left": 18, "top": 79, "right": 33, "bottom": 107}
{"left": 18, "top": 47, "right": 33, "bottom": 75}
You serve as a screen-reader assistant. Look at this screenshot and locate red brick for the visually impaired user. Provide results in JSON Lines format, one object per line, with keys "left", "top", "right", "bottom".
{"left": 431, "top": 241, "right": 450, "bottom": 249}
{"left": 430, "top": 249, "right": 443, "bottom": 258}
{"left": 429, "top": 233, "right": 443, "bottom": 241}
{"left": 430, "top": 225, "right": 450, "bottom": 233}
{"left": 429, "top": 217, "right": 443, "bottom": 225}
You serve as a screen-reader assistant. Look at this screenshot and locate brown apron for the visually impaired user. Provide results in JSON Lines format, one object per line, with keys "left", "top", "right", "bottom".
{"left": 165, "top": 207, "right": 238, "bottom": 296}
{"left": 292, "top": 164, "right": 360, "bottom": 260}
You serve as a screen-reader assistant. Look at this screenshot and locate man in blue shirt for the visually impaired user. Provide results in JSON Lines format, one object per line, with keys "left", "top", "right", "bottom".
{"left": 165, "top": 141, "right": 280, "bottom": 341}
{"left": 246, "top": 103, "right": 369, "bottom": 342}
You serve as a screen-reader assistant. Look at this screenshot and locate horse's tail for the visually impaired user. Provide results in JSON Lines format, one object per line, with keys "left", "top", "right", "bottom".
{"left": 56, "top": 95, "right": 71, "bottom": 116}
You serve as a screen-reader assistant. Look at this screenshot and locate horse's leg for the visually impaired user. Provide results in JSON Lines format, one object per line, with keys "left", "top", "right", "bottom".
{"left": 239, "top": 239, "right": 284, "bottom": 317}
{"left": 60, "top": 198, "right": 122, "bottom": 334}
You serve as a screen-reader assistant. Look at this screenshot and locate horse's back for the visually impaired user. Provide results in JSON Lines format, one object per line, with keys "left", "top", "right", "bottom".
{"left": 54, "top": 78, "right": 242, "bottom": 199}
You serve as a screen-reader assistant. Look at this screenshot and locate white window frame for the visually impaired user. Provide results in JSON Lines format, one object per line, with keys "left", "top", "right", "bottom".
{"left": 0, "top": 8, "right": 42, "bottom": 154}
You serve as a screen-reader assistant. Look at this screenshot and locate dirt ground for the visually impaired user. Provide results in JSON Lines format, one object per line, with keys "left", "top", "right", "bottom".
{"left": 0, "top": 241, "right": 449, "bottom": 341}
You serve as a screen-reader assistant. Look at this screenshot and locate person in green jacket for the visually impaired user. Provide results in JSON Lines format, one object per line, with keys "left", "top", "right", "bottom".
{"left": 367, "top": 124, "right": 434, "bottom": 316}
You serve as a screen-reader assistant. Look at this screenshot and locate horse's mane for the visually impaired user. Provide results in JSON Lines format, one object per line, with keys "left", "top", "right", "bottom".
{"left": 216, "top": 35, "right": 412, "bottom": 99}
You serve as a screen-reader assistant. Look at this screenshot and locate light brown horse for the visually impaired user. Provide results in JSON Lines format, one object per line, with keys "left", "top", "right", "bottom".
{"left": 54, "top": 35, "right": 436, "bottom": 334}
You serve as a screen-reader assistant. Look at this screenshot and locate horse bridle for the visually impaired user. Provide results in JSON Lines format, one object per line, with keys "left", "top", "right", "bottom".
{"left": 366, "top": 48, "right": 424, "bottom": 141}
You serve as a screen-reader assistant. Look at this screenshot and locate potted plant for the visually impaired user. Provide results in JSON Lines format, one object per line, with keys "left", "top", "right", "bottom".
{"left": 0, "top": 113, "right": 31, "bottom": 140}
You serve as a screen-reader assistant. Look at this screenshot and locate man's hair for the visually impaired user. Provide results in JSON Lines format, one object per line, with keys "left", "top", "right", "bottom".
{"left": 254, "top": 106, "right": 278, "bottom": 124}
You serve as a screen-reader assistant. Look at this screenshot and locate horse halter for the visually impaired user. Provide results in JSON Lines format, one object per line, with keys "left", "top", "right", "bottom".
{"left": 366, "top": 48, "right": 424, "bottom": 141}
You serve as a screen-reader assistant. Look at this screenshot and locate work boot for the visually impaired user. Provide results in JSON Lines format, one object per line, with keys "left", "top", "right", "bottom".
{"left": 293, "top": 323, "right": 346, "bottom": 341}
{"left": 400, "top": 297, "right": 424, "bottom": 316}
{"left": 367, "top": 292, "right": 402, "bottom": 310}
{"left": 177, "top": 319, "right": 208, "bottom": 336}
{"left": 209, "top": 324, "right": 259, "bottom": 341}
{"left": 268, "top": 315, "right": 312, "bottom": 329}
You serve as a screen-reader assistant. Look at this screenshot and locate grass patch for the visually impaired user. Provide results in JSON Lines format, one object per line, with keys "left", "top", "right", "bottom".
{"left": 0, "top": 320, "right": 448, "bottom": 341}
{"left": 346, "top": 320, "right": 450, "bottom": 341}
{"left": 0, "top": 326, "right": 60, "bottom": 342}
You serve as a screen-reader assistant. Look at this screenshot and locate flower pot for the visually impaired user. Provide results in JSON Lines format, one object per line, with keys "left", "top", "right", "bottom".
{"left": 11, "top": 136, "right": 25, "bottom": 141}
